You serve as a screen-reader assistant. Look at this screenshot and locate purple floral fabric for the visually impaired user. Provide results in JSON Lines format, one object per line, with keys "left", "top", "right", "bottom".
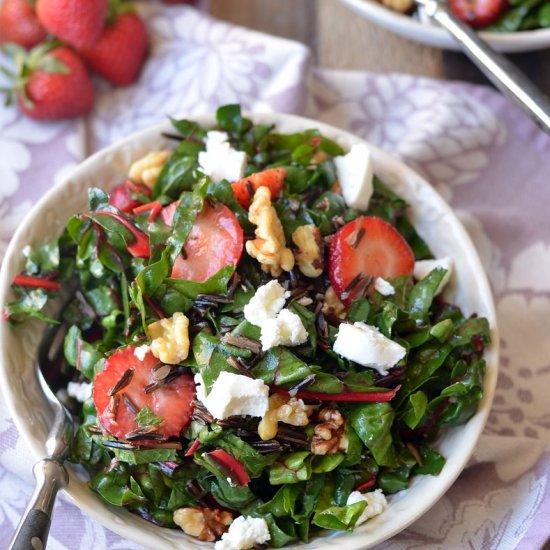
{"left": 1, "top": 3, "right": 550, "bottom": 549}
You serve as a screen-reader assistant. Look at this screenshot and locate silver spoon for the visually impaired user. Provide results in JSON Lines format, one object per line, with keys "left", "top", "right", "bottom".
{"left": 416, "top": 0, "right": 550, "bottom": 133}
{"left": 9, "top": 320, "right": 74, "bottom": 550}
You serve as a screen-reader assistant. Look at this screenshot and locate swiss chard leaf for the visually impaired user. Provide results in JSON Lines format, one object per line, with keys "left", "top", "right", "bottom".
{"left": 377, "top": 465, "right": 411, "bottom": 493}
{"left": 289, "top": 300, "right": 317, "bottom": 356}
{"left": 402, "top": 391, "right": 428, "bottom": 429}
{"left": 208, "top": 476, "right": 259, "bottom": 511}
{"left": 90, "top": 462, "right": 147, "bottom": 507}
{"left": 252, "top": 348, "right": 314, "bottom": 386}
{"left": 64, "top": 325, "right": 104, "bottom": 380}
{"left": 347, "top": 402, "right": 397, "bottom": 467}
{"left": 216, "top": 432, "right": 267, "bottom": 478}
{"left": 408, "top": 268, "right": 447, "bottom": 325}
{"left": 23, "top": 238, "right": 60, "bottom": 275}
{"left": 412, "top": 446, "right": 446, "bottom": 475}
{"left": 312, "top": 501, "right": 366, "bottom": 531}
{"left": 111, "top": 447, "right": 178, "bottom": 465}
{"left": 166, "top": 179, "right": 209, "bottom": 261}
{"left": 135, "top": 406, "right": 163, "bottom": 428}
{"left": 153, "top": 143, "right": 202, "bottom": 199}
{"left": 270, "top": 452, "right": 312, "bottom": 485}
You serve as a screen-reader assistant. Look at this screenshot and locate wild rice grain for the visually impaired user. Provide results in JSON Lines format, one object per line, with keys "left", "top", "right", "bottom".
{"left": 108, "top": 368, "right": 134, "bottom": 396}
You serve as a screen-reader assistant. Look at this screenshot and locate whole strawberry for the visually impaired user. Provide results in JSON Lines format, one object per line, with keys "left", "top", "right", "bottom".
{"left": 0, "top": 0, "right": 47, "bottom": 49}
{"left": 81, "top": 9, "right": 148, "bottom": 86}
{"left": 36, "top": 0, "right": 108, "bottom": 50}
{"left": 2, "top": 43, "right": 94, "bottom": 120}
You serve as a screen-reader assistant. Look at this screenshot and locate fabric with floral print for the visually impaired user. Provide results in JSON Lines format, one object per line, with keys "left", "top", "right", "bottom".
{"left": 1, "top": 3, "right": 550, "bottom": 550}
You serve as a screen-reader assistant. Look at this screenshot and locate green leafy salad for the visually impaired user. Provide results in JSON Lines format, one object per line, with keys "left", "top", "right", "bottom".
{"left": 6, "top": 105, "right": 490, "bottom": 549}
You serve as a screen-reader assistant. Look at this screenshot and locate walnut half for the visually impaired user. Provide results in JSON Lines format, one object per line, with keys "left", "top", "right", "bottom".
{"left": 292, "top": 224, "right": 324, "bottom": 278}
{"left": 148, "top": 312, "right": 190, "bottom": 365}
{"left": 128, "top": 150, "right": 170, "bottom": 188}
{"left": 311, "top": 406, "right": 349, "bottom": 455}
{"left": 173, "top": 507, "right": 233, "bottom": 542}
{"left": 246, "top": 186, "right": 295, "bottom": 277}
{"left": 258, "top": 393, "right": 316, "bottom": 440}
{"left": 321, "top": 286, "right": 347, "bottom": 320}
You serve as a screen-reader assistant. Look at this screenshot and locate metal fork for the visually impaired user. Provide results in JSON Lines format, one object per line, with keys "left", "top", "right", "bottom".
{"left": 9, "top": 318, "right": 75, "bottom": 550}
{"left": 416, "top": 0, "right": 550, "bottom": 134}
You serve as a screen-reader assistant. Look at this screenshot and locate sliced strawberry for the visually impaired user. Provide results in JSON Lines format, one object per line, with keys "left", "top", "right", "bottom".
{"left": 109, "top": 180, "right": 151, "bottom": 213}
{"left": 328, "top": 216, "right": 414, "bottom": 305}
{"left": 170, "top": 201, "right": 244, "bottom": 282}
{"left": 231, "top": 167, "right": 286, "bottom": 210}
{"left": 160, "top": 200, "right": 179, "bottom": 226}
{"left": 93, "top": 347, "right": 195, "bottom": 443}
{"left": 449, "top": 0, "right": 508, "bottom": 27}
{"left": 205, "top": 449, "right": 250, "bottom": 486}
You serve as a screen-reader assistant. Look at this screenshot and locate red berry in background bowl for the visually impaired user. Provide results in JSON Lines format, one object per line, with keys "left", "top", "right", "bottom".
{"left": 0, "top": 0, "right": 47, "bottom": 49}
{"left": 36, "top": 0, "right": 108, "bottom": 50}
{"left": 449, "top": 0, "right": 508, "bottom": 27}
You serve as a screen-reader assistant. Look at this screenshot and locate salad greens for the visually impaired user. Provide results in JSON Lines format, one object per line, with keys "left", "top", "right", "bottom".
{"left": 6, "top": 104, "right": 490, "bottom": 548}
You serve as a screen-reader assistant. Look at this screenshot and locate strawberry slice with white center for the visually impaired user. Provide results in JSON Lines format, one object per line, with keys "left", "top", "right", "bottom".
{"left": 93, "top": 346, "right": 195, "bottom": 443}
{"left": 328, "top": 216, "right": 414, "bottom": 305}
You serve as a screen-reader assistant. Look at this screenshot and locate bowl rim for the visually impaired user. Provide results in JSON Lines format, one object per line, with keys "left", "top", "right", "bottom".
{"left": 0, "top": 111, "right": 499, "bottom": 550}
{"left": 340, "top": 0, "right": 550, "bottom": 52}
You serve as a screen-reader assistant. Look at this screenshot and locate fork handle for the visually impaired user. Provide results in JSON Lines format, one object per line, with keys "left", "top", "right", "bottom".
{"left": 9, "top": 459, "right": 68, "bottom": 550}
{"left": 417, "top": 0, "right": 550, "bottom": 133}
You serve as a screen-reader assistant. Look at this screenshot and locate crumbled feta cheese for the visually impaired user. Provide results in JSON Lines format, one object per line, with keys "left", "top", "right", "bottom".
{"left": 205, "top": 130, "right": 230, "bottom": 149}
{"left": 346, "top": 489, "right": 388, "bottom": 525}
{"left": 333, "top": 322, "right": 406, "bottom": 375}
{"left": 201, "top": 372, "right": 269, "bottom": 420}
{"left": 133, "top": 344, "right": 150, "bottom": 361}
{"left": 260, "top": 308, "right": 308, "bottom": 351}
{"left": 413, "top": 257, "right": 454, "bottom": 295}
{"left": 67, "top": 381, "right": 92, "bottom": 403}
{"left": 334, "top": 143, "right": 374, "bottom": 211}
{"left": 374, "top": 277, "right": 395, "bottom": 296}
{"left": 198, "top": 131, "right": 247, "bottom": 183}
{"left": 215, "top": 516, "right": 271, "bottom": 550}
{"left": 243, "top": 280, "right": 290, "bottom": 327}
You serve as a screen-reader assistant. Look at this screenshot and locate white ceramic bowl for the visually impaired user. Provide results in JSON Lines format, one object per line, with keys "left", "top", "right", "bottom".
{"left": 341, "top": 0, "right": 550, "bottom": 52}
{"left": 0, "top": 113, "right": 498, "bottom": 549}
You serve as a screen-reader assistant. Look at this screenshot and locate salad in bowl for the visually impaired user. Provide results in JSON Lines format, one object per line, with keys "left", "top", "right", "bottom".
{"left": 1, "top": 106, "right": 497, "bottom": 550}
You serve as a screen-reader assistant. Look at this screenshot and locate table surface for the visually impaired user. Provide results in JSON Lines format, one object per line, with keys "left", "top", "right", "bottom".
{"left": 210, "top": 0, "right": 550, "bottom": 93}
